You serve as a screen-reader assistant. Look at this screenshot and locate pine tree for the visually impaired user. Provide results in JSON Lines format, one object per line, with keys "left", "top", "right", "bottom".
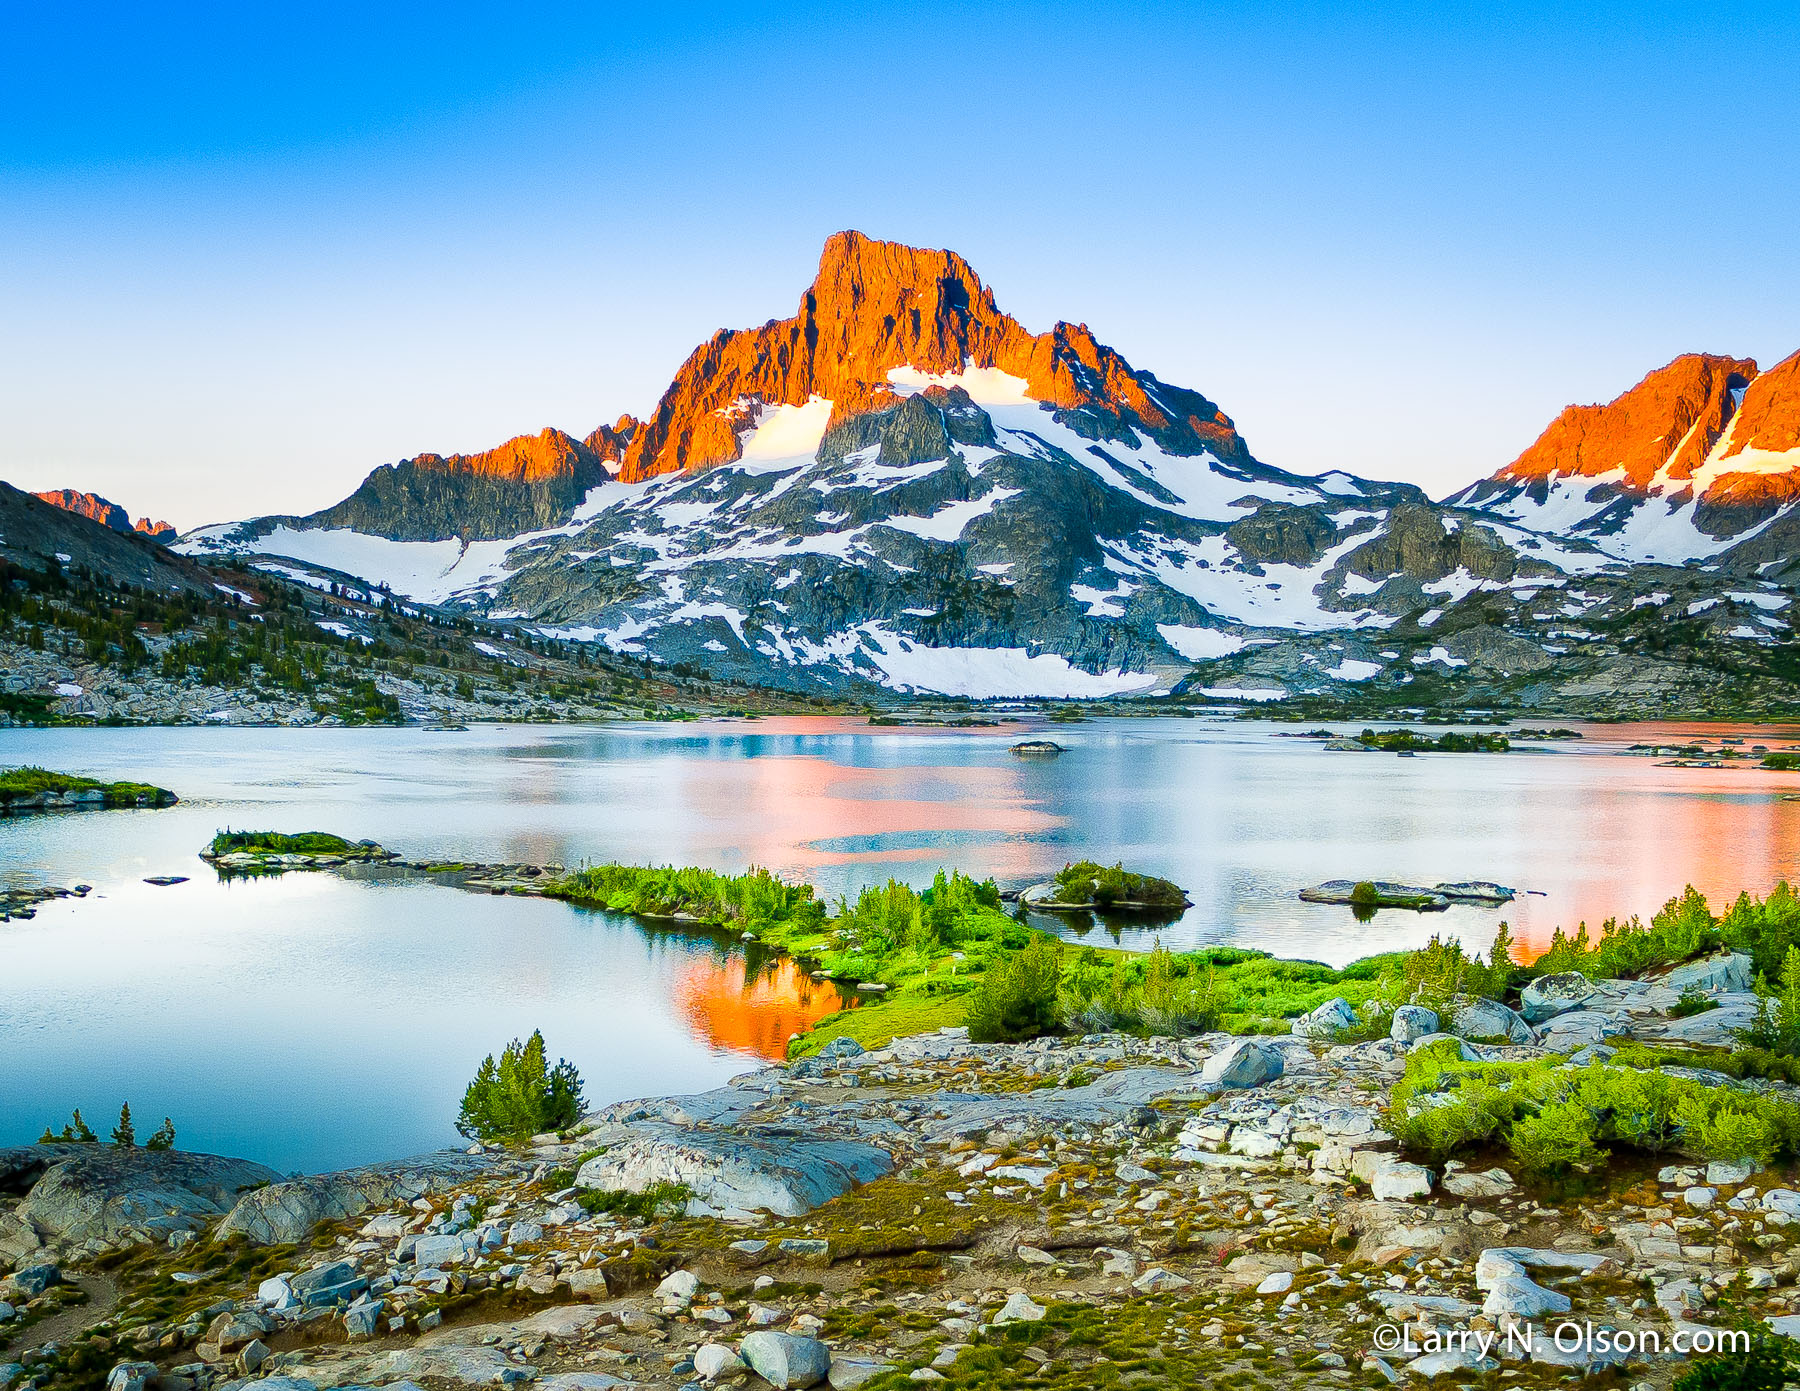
{"left": 145, "top": 1117, "right": 177, "bottom": 1151}
{"left": 111, "top": 1102, "right": 136, "bottom": 1147}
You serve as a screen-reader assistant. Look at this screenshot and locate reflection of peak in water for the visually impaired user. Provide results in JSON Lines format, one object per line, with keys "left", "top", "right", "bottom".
{"left": 672, "top": 955, "right": 854, "bottom": 1059}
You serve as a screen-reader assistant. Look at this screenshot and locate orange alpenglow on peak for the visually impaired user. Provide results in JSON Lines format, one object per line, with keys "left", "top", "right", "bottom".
{"left": 1496, "top": 352, "right": 1758, "bottom": 493}
{"left": 406, "top": 427, "right": 600, "bottom": 483}
{"left": 616, "top": 229, "right": 1249, "bottom": 482}
{"left": 1720, "top": 348, "right": 1800, "bottom": 460}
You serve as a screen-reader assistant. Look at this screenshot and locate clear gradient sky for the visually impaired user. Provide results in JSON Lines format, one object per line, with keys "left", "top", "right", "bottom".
{"left": 2, "top": 2, "right": 1797, "bottom": 530}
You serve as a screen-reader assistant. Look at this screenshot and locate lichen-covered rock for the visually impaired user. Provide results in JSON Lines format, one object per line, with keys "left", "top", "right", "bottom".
{"left": 576, "top": 1130, "right": 893, "bottom": 1219}
{"left": 1199, "top": 1038, "right": 1285, "bottom": 1089}
{"left": 3, "top": 1145, "right": 279, "bottom": 1248}
{"left": 1449, "top": 997, "right": 1537, "bottom": 1044}
{"left": 217, "top": 1151, "right": 511, "bottom": 1244}
{"left": 1518, "top": 972, "right": 1597, "bottom": 1023}
{"left": 1291, "top": 997, "right": 1358, "bottom": 1039}
{"left": 1389, "top": 1005, "right": 1439, "bottom": 1042}
{"left": 738, "top": 1331, "right": 832, "bottom": 1388}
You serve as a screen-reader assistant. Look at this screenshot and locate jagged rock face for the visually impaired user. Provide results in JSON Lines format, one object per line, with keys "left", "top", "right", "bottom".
{"left": 616, "top": 230, "right": 1249, "bottom": 482}
{"left": 35, "top": 488, "right": 130, "bottom": 531}
{"left": 1498, "top": 353, "right": 1756, "bottom": 493}
{"left": 583, "top": 416, "right": 640, "bottom": 467}
{"left": 1454, "top": 349, "right": 1800, "bottom": 559}
{"left": 133, "top": 517, "right": 177, "bottom": 542}
{"left": 1341, "top": 505, "right": 1518, "bottom": 586}
{"left": 308, "top": 428, "right": 608, "bottom": 542}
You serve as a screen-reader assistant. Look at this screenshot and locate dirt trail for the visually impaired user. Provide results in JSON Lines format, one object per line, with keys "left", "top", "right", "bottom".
{"left": 3, "top": 1273, "right": 118, "bottom": 1353}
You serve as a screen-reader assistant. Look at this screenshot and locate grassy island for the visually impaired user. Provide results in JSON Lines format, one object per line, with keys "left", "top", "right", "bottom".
{"left": 1348, "top": 727, "right": 1511, "bottom": 752}
{"left": 0, "top": 765, "right": 175, "bottom": 811}
{"left": 201, "top": 828, "right": 393, "bottom": 871}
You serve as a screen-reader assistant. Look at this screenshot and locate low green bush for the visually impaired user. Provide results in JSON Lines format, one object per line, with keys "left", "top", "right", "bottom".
{"left": 1389, "top": 1038, "right": 1800, "bottom": 1172}
{"left": 209, "top": 829, "right": 355, "bottom": 856}
{"left": 550, "top": 862, "right": 826, "bottom": 935}
{"left": 966, "top": 935, "right": 1063, "bottom": 1042}
{"left": 573, "top": 1181, "right": 692, "bottom": 1220}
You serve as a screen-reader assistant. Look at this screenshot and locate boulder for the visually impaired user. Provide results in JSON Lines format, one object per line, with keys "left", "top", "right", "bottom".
{"left": 1, "top": 1263, "right": 59, "bottom": 1299}
{"left": 1, "top": 1145, "right": 280, "bottom": 1248}
{"left": 656, "top": 1268, "right": 701, "bottom": 1304}
{"left": 1370, "top": 1161, "right": 1434, "bottom": 1202}
{"left": 1662, "top": 951, "right": 1752, "bottom": 994}
{"left": 216, "top": 1152, "right": 508, "bottom": 1245}
{"left": 1389, "top": 1006, "right": 1439, "bottom": 1042}
{"left": 1292, "top": 997, "right": 1358, "bottom": 1039}
{"left": 1199, "top": 1038, "right": 1284, "bottom": 1089}
{"left": 738, "top": 1332, "right": 832, "bottom": 1389}
{"left": 1449, "top": 998, "right": 1536, "bottom": 1044}
{"left": 694, "top": 1343, "right": 747, "bottom": 1382}
{"left": 827, "top": 1356, "right": 897, "bottom": 1389}
{"left": 1482, "top": 1272, "right": 1570, "bottom": 1319}
{"left": 1441, "top": 1166, "right": 1514, "bottom": 1199}
{"left": 1518, "top": 972, "right": 1597, "bottom": 1023}
{"left": 576, "top": 1130, "right": 892, "bottom": 1219}
{"left": 992, "top": 1291, "right": 1046, "bottom": 1323}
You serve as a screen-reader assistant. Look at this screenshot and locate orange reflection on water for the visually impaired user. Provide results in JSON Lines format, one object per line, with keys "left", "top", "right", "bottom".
{"left": 667, "top": 753, "right": 1060, "bottom": 885}
{"left": 671, "top": 954, "right": 855, "bottom": 1059}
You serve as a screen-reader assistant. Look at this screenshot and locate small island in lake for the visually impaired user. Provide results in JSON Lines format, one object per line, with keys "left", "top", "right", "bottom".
{"left": 200, "top": 829, "right": 396, "bottom": 874}
{"left": 0, "top": 765, "right": 176, "bottom": 814}
{"left": 1020, "top": 860, "right": 1192, "bottom": 912}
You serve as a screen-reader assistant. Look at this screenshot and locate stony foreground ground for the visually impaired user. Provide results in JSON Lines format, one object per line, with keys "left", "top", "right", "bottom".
{"left": 5, "top": 951, "right": 1799, "bottom": 1391}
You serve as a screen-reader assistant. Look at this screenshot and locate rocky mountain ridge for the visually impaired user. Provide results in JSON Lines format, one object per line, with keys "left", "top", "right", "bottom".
{"left": 137, "top": 233, "right": 1800, "bottom": 706}
{"left": 31, "top": 489, "right": 175, "bottom": 543}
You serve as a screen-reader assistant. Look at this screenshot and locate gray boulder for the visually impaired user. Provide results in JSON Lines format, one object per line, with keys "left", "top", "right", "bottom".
{"left": 1518, "top": 972, "right": 1597, "bottom": 1023}
{"left": 738, "top": 1332, "right": 832, "bottom": 1389}
{"left": 217, "top": 1151, "right": 512, "bottom": 1244}
{"left": 1450, "top": 997, "right": 1537, "bottom": 1044}
{"left": 1291, "top": 997, "right": 1358, "bottom": 1039}
{"left": 1199, "top": 1038, "right": 1284, "bottom": 1089}
{"left": 1389, "top": 1005, "right": 1439, "bottom": 1042}
{"left": 1663, "top": 951, "right": 1752, "bottom": 994}
{"left": 1, "top": 1145, "right": 279, "bottom": 1248}
{"left": 576, "top": 1130, "right": 892, "bottom": 1219}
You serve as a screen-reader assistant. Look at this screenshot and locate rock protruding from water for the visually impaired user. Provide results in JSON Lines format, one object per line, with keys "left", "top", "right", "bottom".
{"left": 1009, "top": 740, "right": 1064, "bottom": 756}
{"left": 1298, "top": 879, "right": 1516, "bottom": 911}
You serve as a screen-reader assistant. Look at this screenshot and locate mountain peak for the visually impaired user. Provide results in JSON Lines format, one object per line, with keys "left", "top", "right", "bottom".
{"left": 616, "top": 232, "right": 1248, "bottom": 482}
{"left": 1498, "top": 352, "right": 1758, "bottom": 490}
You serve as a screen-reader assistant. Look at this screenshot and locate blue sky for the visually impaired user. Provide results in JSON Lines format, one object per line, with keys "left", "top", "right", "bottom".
{"left": 2, "top": 1, "right": 1797, "bottom": 527}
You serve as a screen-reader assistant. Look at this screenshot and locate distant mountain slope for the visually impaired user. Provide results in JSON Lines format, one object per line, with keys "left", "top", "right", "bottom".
{"left": 174, "top": 234, "right": 1800, "bottom": 707}
{"left": 3, "top": 481, "right": 208, "bottom": 593}
{"left": 304, "top": 427, "right": 614, "bottom": 542}
{"left": 33, "top": 488, "right": 176, "bottom": 542}
{"left": 1452, "top": 350, "right": 1800, "bottom": 563}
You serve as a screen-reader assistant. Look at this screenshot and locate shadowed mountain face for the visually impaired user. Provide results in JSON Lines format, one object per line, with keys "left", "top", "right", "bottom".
{"left": 301, "top": 427, "right": 619, "bottom": 543}
{"left": 168, "top": 233, "right": 1800, "bottom": 704}
{"left": 3, "top": 482, "right": 209, "bottom": 593}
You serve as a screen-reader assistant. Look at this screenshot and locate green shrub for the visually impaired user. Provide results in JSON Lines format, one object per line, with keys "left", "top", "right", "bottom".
{"left": 1673, "top": 1324, "right": 1793, "bottom": 1391}
{"left": 574, "top": 1181, "right": 692, "bottom": 1220}
{"left": 550, "top": 862, "right": 826, "bottom": 935}
{"left": 967, "top": 935, "right": 1063, "bottom": 1042}
{"left": 1671, "top": 986, "right": 1721, "bottom": 1018}
{"left": 1533, "top": 885, "right": 1721, "bottom": 980}
{"left": 1761, "top": 752, "right": 1800, "bottom": 772}
{"left": 457, "top": 1031, "right": 585, "bottom": 1144}
{"left": 38, "top": 1108, "right": 98, "bottom": 1144}
{"left": 209, "top": 829, "right": 355, "bottom": 856}
{"left": 1388, "top": 1039, "right": 1800, "bottom": 1172}
{"left": 1349, "top": 881, "right": 1380, "bottom": 907}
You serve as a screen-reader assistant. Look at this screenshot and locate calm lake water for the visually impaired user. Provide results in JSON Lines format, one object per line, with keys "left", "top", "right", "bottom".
{"left": 4, "top": 715, "right": 1800, "bottom": 1172}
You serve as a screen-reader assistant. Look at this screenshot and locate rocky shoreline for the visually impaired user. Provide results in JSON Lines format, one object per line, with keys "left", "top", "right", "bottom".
{"left": 5, "top": 948, "right": 1798, "bottom": 1391}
